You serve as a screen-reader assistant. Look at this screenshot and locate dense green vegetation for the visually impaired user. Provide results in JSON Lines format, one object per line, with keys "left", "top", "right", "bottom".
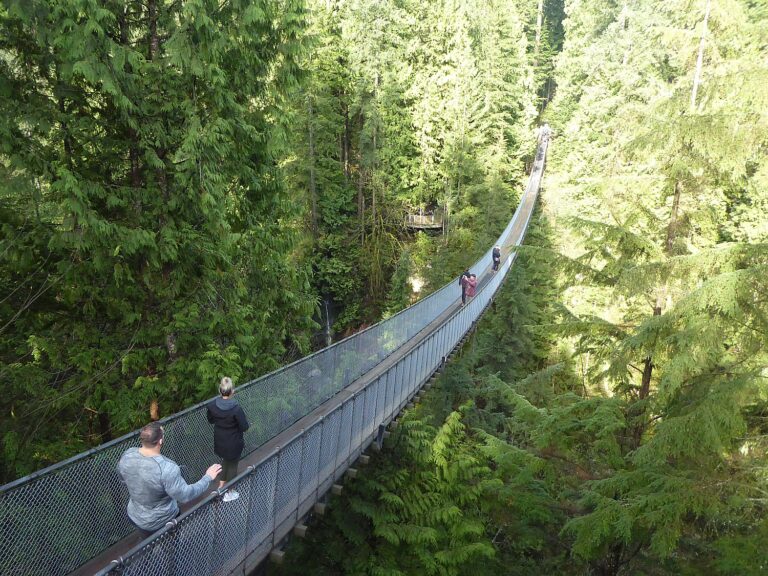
{"left": 272, "top": 210, "right": 569, "bottom": 576}
{"left": 271, "top": 0, "right": 768, "bottom": 574}
{"left": 1, "top": 0, "right": 766, "bottom": 573}
{"left": 285, "top": 0, "right": 548, "bottom": 326}
{"left": 0, "top": 0, "right": 543, "bottom": 481}
{"left": 0, "top": 0, "right": 318, "bottom": 481}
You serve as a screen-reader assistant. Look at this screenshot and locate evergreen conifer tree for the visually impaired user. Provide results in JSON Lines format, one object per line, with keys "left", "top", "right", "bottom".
{"left": 0, "top": 0, "right": 315, "bottom": 480}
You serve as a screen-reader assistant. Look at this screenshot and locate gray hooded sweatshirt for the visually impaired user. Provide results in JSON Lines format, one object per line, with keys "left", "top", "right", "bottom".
{"left": 118, "top": 447, "right": 211, "bottom": 531}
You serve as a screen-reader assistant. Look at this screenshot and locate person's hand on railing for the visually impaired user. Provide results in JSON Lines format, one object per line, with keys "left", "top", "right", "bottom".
{"left": 205, "top": 464, "right": 223, "bottom": 481}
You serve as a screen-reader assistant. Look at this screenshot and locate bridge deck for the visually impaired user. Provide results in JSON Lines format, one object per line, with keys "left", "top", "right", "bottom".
{"left": 0, "top": 135, "right": 547, "bottom": 576}
{"left": 74, "top": 146, "right": 542, "bottom": 575}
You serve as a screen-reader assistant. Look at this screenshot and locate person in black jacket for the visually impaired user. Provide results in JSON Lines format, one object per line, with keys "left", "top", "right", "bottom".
{"left": 492, "top": 245, "right": 501, "bottom": 272}
{"left": 206, "top": 377, "right": 250, "bottom": 502}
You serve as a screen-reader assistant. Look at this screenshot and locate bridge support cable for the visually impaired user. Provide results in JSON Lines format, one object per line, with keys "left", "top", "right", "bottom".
{"left": 0, "top": 135, "right": 548, "bottom": 576}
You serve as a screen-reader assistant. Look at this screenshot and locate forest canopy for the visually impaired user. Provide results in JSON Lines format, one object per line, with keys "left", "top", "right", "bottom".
{"left": 273, "top": 0, "right": 768, "bottom": 574}
{"left": 0, "top": 0, "right": 545, "bottom": 482}
{"left": 1, "top": 0, "right": 767, "bottom": 574}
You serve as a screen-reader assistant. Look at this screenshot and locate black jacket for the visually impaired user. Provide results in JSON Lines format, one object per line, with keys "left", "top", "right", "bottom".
{"left": 492, "top": 247, "right": 501, "bottom": 261}
{"left": 206, "top": 397, "right": 250, "bottom": 461}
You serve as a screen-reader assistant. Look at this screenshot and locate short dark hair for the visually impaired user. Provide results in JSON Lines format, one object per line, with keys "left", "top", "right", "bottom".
{"left": 140, "top": 422, "right": 164, "bottom": 447}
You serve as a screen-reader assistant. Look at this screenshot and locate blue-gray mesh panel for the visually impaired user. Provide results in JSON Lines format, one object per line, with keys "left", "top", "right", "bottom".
{"left": 317, "top": 408, "right": 342, "bottom": 487}
{"left": 299, "top": 423, "right": 323, "bottom": 503}
{"left": 335, "top": 400, "right": 355, "bottom": 469}
{"left": 274, "top": 439, "right": 303, "bottom": 526}
{"left": 246, "top": 454, "right": 278, "bottom": 546}
{"left": 121, "top": 530, "right": 177, "bottom": 576}
{"left": 384, "top": 366, "right": 396, "bottom": 417}
{"left": 351, "top": 393, "right": 365, "bottom": 450}
{"left": 208, "top": 485, "right": 249, "bottom": 574}
{"left": 373, "top": 372, "right": 386, "bottom": 424}
{"left": 169, "top": 505, "right": 216, "bottom": 576}
{"left": 363, "top": 382, "right": 377, "bottom": 439}
{"left": 401, "top": 358, "right": 411, "bottom": 407}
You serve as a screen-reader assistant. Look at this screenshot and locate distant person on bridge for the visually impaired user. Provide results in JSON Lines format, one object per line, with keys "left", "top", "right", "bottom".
{"left": 118, "top": 422, "right": 221, "bottom": 538}
{"left": 492, "top": 245, "right": 501, "bottom": 272}
{"left": 539, "top": 123, "right": 551, "bottom": 142}
{"left": 466, "top": 274, "right": 478, "bottom": 300}
{"left": 207, "top": 376, "right": 250, "bottom": 502}
{"left": 459, "top": 269, "right": 471, "bottom": 305}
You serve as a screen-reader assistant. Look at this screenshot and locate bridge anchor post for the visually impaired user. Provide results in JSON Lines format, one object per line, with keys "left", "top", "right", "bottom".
{"left": 270, "top": 550, "right": 285, "bottom": 564}
{"left": 375, "top": 423, "right": 386, "bottom": 450}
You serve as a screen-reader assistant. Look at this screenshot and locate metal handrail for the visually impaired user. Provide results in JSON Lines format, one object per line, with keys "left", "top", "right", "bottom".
{"left": 0, "top": 134, "right": 549, "bottom": 576}
{"left": 95, "top": 132, "right": 548, "bottom": 576}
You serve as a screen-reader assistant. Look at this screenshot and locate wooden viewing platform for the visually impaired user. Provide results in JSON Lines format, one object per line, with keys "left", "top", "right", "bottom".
{"left": 405, "top": 211, "right": 443, "bottom": 229}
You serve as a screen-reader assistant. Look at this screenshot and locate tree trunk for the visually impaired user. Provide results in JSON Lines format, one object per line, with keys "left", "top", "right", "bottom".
{"left": 631, "top": 302, "right": 661, "bottom": 447}
{"left": 591, "top": 541, "right": 625, "bottom": 576}
{"left": 371, "top": 73, "right": 379, "bottom": 239}
{"left": 665, "top": 180, "right": 682, "bottom": 254}
{"left": 308, "top": 95, "right": 318, "bottom": 237}
{"left": 357, "top": 111, "right": 365, "bottom": 244}
{"left": 98, "top": 411, "right": 113, "bottom": 443}
{"left": 148, "top": 0, "right": 159, "bottom": 61}
{"left": 58, "top": 97, "right": 73, "bottom": 170}
{"left": 631, "top": 180, "right": 681, "bottom": 447}
{"left": 55, "top": 63, "right": 74, "bottom": 171}
{"left": 534, "top": 0, "right": 544, "bottom": 63}
{"left": 690, "top": 0, "right": 711, "bottom": 111}
{"left": 343, "top": 102, "right": 350, "bottom": 182}
{"left": 55, "top": 62, "right": 77, "bottom": 240}
{"left": 621, "top": 2, "right": 631, "bottom": 67}
{"left": 443, "top": 182, "right": 451, "bottom": 240}
{"left": 358, "top": 165, "right": 365, "bottom": 244}
{"left": 121, "top": 6, "right": 142, "bottom": 202}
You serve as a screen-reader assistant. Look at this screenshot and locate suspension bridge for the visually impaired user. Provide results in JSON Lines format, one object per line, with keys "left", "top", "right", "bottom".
{"left": 0, "top": 133, "right": 549, "bottom": 576}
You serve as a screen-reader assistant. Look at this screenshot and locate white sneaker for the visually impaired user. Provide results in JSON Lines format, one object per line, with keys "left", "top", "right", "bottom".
{"left": 222, "top": 490, "right": 240, "bottom": 502}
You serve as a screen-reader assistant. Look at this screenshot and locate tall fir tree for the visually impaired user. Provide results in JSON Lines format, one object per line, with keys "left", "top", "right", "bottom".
{"left": 0, "top": 0, "right": 315, "bottom": 481}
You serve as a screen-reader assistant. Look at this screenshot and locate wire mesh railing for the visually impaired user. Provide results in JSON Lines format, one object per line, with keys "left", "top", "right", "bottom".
{"left": 0, "top": 134, "right": 548, "bottom": 576}
{"left": 95, "top": 165, "right": 542, "bottom": 575}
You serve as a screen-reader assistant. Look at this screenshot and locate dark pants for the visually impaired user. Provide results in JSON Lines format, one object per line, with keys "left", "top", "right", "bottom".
{"left": 492, "top": 258, "right": 500, "bottom": 271}
{"left": 129, "top": 516, "right": 159, "bottom": 540}
{"left": 461, "top": 289, "right": 467, "bottom": 304}
{"left": 219, "top": 458, "right": 240, "bottom": 482}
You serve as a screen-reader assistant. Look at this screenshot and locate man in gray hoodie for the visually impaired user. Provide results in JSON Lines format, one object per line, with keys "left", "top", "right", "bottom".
{"left": 118, "top": 422, "right": 221, "bottom": 537}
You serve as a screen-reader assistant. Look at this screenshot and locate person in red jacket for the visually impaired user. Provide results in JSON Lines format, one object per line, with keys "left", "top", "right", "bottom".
{"left": 466, "top": 274, "right": 478, "bottom": 299}
{"left": 460, "top": 273, "right": 478, "bottom": 305}
{"left": 459, "top": 269, "right": 471, "bottom": 305}
{"left": 206, "top": 377, "right": 250, "bottom": 502}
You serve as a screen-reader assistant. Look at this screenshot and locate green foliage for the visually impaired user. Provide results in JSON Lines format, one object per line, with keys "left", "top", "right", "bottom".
{"left": 286, "top": 0, "right": 540, "bottom": 331}
{"left": 274, "top": 408, "right": 496, "bottom": 576}
{"left": 276, "top": 1, "right": 767, "bottom": 573}
{"left": 540, "top": 0, "right": 768, "bottom": 572}
{"left": 7, "top": 2, "right": 766, "bottom": 576}
{"left": 0, "top": 0, "right": 315, "bottom": 481}
{"left": 711, "top": 519, "right": 768, "bottom": 576}
{"left": 272, "top": 204, "right": 577, "bottom": 575}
